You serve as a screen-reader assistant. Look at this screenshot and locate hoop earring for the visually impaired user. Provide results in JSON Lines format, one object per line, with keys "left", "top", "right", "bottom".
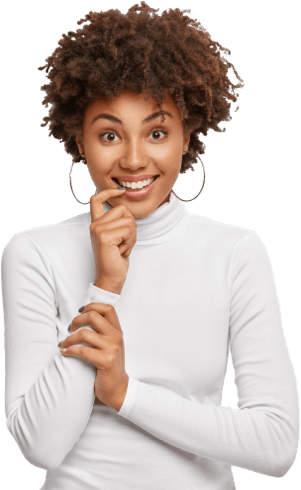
{"left": 69, "top": 151, "right": 206, "bottom": 206}
{"left": 69, "top": 162, "right": 89, "bottom": 205}
{"left": 171, "top": 150, "right": 206, "bottom": 202}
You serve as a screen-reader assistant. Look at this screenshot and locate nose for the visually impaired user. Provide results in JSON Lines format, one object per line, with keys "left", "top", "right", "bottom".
{"left": 119, "top": 141, "right": 149, "bottom": 171}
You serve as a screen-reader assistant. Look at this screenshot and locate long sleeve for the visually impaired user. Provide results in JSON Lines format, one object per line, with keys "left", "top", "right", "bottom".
{"left": 2, "top": 197, "right": 298, "bottom": 489}
{"left": 1, "top": 233, "right": 121, "bottom": 470}
{"left": 117, "top": 232, "right": 299, "bottom": 478}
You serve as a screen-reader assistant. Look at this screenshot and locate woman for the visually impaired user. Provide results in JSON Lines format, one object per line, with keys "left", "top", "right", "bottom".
{"left": 1, "top": 2, "right": 298, "bottom": 489}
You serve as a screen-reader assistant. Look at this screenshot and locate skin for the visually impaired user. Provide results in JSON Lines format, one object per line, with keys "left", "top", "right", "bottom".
{"left": 60, "top": 302, "right": 129, "bottom": 412}
{"left": 59, "top": 89, "right": 191, "bottom": 411}
{"left": 76, "top": 88, "right": 190, "bottom": 219}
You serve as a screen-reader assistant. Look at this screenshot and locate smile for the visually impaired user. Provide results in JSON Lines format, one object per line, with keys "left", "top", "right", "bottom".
{"left": 114, "top": 176, "right": 158, "bottom": 189}
{"left": 113, "top": 176, "right": 160, "bottom": 199}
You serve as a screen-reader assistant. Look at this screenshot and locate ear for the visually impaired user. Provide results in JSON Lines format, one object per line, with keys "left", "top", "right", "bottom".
{"left": 183, "top": 131, "right": 191, "bottom": 154}
{"left": 75, "top": 132, "right": 85, "bottom": 158}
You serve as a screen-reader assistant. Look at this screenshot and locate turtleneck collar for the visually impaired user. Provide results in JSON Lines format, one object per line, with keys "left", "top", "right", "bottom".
{"left": 83, "top": 191, "right": 190, "bottom": 246}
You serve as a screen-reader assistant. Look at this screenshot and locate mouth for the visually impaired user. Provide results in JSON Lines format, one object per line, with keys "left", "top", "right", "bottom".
{"left": 112, "top": 175, "right": 160, "bottom": 189}
{"left": 112, "top": 175, "right": 160, "bottom": 199}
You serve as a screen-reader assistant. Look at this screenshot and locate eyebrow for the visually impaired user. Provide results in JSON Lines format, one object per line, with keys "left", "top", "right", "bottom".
{"left": 91, "top": 110, "right": 173, "bottom": 125}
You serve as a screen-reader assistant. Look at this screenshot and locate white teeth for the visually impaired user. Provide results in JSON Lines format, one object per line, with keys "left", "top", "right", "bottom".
{"left": 119, "top": 177, "right": 156, "bottom": 189}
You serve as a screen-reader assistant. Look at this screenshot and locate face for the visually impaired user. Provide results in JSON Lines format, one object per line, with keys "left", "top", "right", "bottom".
{"left": 76, "top": 88, "right": 190, "bottom": 219}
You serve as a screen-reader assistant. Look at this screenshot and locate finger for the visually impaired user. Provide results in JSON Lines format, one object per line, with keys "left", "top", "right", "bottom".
{"left": 61, "top": 344, "right": 107, "bottom": 370}
{"left": 90, "top": 207, "right": 136, "bottom": 255}
{"left": 69, "top": 310, "right": 112, "bottom": 335}
{"left": 90, "top": 203, "right": 136, "bottom": 240}
{"left": 74, "top": 303, "right": 122, "bottom": 333}
{"left": 61, "top": 328, "right": 108, "bottom": 350}
{"left": 90, "top": 201, "right": 137, "bottom": 258}
{"left": 93, "top": 216, "right": 135, "bottom": 233}
{"left": 98, "top": 225, "right": 134, "bottom": 251}
{"left": 90, "top": 188, "right": 127, "bottom": 224}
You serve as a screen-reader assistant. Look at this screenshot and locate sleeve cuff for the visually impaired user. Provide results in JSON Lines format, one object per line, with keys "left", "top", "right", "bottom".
{"left": 69, "top": 282, "right": 122, "bottom": 355}
{"left": 117, "top": 378, "right": 140, "bottom": 418}
{"left": 82, "top": 282, "right": 121, "bottom": 311}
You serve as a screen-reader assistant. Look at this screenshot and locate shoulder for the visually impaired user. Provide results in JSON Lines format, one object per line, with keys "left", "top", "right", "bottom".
{"left": 186, "top": 212, "right": 258, "bottom": 249}
{"left": 184, "top": 214, "right": 270, "bottom": 279}
{"left": 2, "top": 212, "right": 90, "bottom": 263}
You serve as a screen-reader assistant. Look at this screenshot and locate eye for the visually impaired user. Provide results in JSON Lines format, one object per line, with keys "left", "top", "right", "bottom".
{"left": 99, "top": 129, "right": 167, "bottom": 143}
{"left": 99, "top": 131, "right": 116, "bottom": 143}
{"left": 151, "top": 129, "right": 167, "bottom": 140}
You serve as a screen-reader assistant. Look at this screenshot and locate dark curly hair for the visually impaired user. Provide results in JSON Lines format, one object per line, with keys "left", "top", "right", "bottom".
{"left": 38, "top": 1, "right": 244, "bottom": 174}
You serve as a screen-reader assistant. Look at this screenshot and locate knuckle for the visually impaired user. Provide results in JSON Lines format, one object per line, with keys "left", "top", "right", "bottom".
{"left": 89, "top": 311, "right": 99, "bottom": 321}
{"left": 106, "top": 353, "right": 115, "bottom": 366}
{"left": 79, "top": 328, "right": 88, "bottom": 340}
{"left": 99, "top": 231, "right": 110, "bottom": 243}
{"left": 90, "top": 224, "right": 103, "bottom": 238}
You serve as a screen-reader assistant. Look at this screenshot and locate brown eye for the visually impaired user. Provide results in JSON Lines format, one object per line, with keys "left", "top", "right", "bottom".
{"left": 99, "top": 132, "right": 119, "bottom": 142}
{"left": 99, "top": 129, "right": 167, "bottom": 143}
{"left": 150, "top": 129, "right": 167, "bottom": 140}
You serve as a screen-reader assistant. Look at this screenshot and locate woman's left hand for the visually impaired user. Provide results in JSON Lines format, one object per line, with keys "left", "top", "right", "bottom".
{"left": 59, "top": 303, "right": 129, "bottom": 412}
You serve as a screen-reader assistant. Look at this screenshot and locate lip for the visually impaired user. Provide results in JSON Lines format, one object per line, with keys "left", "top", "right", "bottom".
{"left": 121, "top": 176, "right": 159, "bottom": 199}
{"left": 113, "top": 175, "right": 158, "bottom": 183}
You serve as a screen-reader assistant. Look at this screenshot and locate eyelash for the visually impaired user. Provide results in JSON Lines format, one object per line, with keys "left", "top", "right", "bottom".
{"left": 99, "top": 129, "right": 168, "bottom": 142}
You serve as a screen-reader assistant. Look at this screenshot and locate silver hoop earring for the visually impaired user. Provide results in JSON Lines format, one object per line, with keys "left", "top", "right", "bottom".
{"left": 69, "top": 162, "right": 89, "bottom": 206}
{"left": 171, "top": 155, "right": 206, "bottom": 202}
{"left": 69, "top": 151, "right": 206, "bottom": 206}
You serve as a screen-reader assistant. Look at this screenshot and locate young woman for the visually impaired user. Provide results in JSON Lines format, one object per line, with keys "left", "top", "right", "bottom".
{"left": 1, "top": 2, "right": 298, "bottom": 489}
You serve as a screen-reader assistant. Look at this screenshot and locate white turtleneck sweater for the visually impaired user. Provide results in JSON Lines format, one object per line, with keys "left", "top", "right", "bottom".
{"left": 1, "top": 192, "right": 298, "bottom": 490}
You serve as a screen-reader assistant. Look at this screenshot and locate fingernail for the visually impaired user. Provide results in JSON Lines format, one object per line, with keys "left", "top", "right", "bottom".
{"left": 58, "top": 341, "right": 63, "bottom": 347}
{"left": 67, "top": 323, "right": 72, "bottom": 332}
{"left": 117, "top": 187, "right": 126, "bottom": 190}
{"left": 78, "top": 306, "right": 85, "bottom": 313}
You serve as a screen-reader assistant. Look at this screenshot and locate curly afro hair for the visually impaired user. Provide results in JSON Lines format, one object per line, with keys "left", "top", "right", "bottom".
{"left": 38, "top": 1, "right": 244, "bottom": 173}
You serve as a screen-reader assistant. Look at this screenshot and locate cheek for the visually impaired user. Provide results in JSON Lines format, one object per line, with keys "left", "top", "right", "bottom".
{"left": 157, "top": 143, "right": 183, "bottom": 166}
{"left": 86, "top": 156, "right": 113, "bottom": 184}
{"left": 85, "top": 141, "right": 112, "bottom": 170}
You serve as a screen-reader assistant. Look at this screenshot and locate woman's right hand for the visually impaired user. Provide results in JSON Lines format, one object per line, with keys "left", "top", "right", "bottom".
{"left": 89, "top": 188, "right": 137, "bottom": 295}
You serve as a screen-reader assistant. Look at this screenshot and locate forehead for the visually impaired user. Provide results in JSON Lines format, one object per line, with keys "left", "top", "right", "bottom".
{"left": 85, "top": 89, "right": 180, "bottom": 120}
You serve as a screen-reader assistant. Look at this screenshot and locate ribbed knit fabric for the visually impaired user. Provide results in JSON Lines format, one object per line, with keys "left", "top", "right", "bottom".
{"left": 1, "top": 192, "right": 299, "bottom": 490}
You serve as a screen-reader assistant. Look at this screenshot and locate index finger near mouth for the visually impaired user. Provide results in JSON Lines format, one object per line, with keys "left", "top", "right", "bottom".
{"left": 90, "top": 188, "right": 127, "bottom": 224}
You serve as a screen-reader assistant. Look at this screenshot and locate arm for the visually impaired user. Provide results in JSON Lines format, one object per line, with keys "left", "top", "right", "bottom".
{"left": 1, "top": 233, "right": 121, "bottom": 470}
{"left": 117, "top": 232, "right": 299, "bottom": 478}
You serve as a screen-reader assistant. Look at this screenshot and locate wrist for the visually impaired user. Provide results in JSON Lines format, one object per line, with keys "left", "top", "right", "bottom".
{"left": 110, "top": 375, "right": 129, "bottom": 412}
{"left": 94, "top": 281, "right": 123, "bottom": 295}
